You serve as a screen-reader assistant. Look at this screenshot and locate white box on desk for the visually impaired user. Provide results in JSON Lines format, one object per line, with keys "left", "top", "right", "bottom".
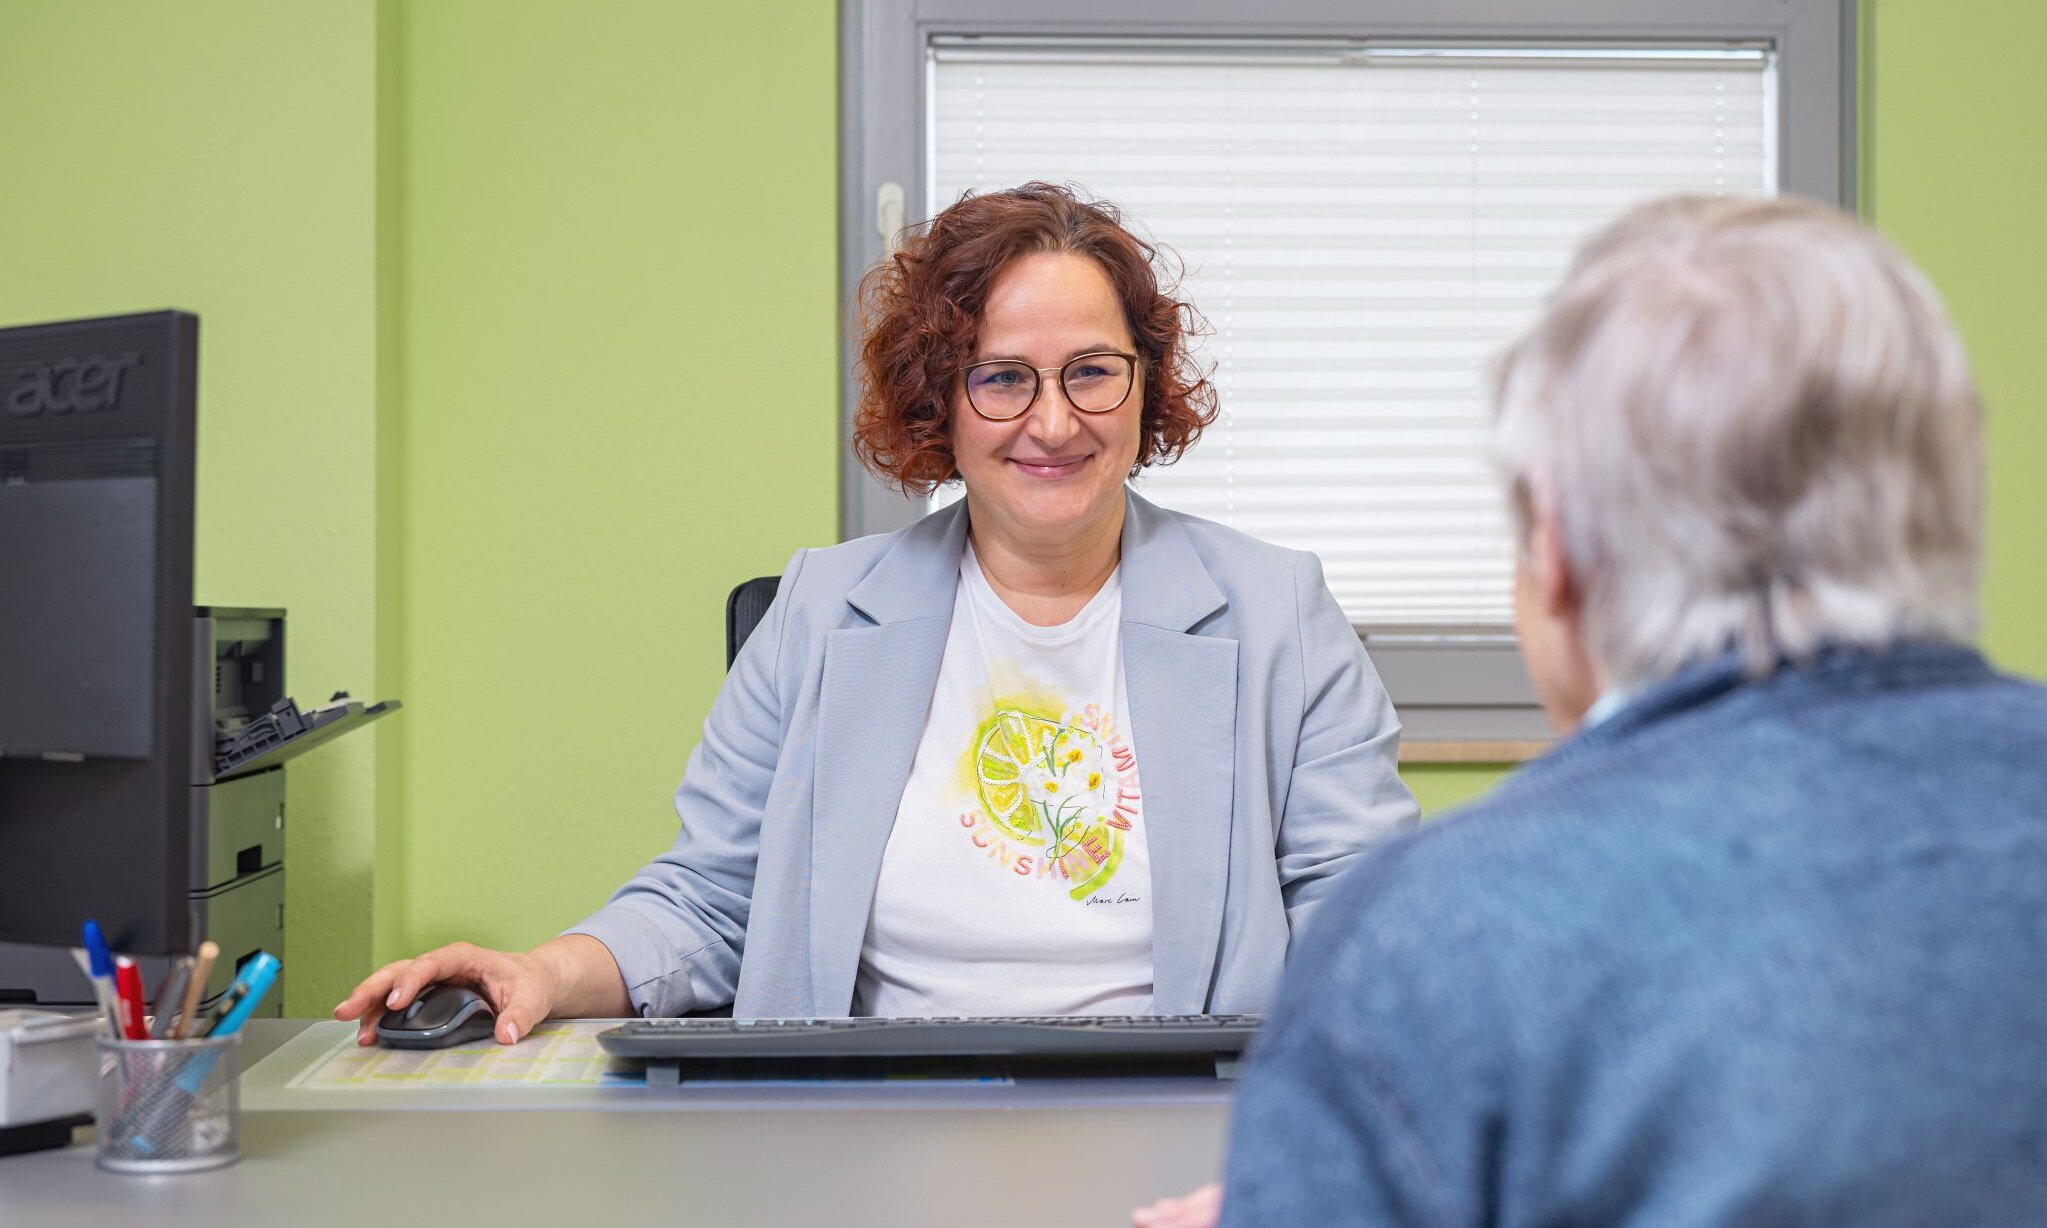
{"left": 0, "top": 1010, "right": 100, "bottom": 1127}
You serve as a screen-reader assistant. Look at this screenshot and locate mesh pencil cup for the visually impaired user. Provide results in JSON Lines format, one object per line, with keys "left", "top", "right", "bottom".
{"left": 94, "top": 1033, "right": 241, "bottom": 1173}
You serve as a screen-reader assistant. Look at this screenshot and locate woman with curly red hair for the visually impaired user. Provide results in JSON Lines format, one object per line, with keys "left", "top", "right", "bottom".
{"left": 339, "top": 183, "right": 1416, "bottom": 1036}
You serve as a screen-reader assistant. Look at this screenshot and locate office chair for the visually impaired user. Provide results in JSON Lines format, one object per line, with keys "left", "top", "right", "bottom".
{"left": 725, "top": 576, "right": 782, "bottom": 670}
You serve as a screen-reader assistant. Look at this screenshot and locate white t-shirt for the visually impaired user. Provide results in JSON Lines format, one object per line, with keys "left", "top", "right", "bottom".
{"left": 852, "top": 545, "right": 1155, "bottom": 1017}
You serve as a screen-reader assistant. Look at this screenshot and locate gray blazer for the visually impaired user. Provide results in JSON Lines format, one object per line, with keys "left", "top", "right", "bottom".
{"left": 570, "top": 489, "right": 1418, "bottom": 1017}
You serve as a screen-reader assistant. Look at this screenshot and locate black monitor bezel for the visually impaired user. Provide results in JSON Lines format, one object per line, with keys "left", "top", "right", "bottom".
{"left": 0, "top": 310, "right": 199, "bottom": 953}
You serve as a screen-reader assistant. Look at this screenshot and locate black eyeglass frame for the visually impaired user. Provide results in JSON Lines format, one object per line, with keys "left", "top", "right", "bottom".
{"left": 957, "top": 350, "right": 1141, "bottom": 421}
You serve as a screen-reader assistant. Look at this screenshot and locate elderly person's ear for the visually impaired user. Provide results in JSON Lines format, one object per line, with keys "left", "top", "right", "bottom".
{"left": 1514, "top": 502, "right": 1602, "bottom": 732}
{"left": 1523, "top": 504, "right": 1578, "bottom": 621}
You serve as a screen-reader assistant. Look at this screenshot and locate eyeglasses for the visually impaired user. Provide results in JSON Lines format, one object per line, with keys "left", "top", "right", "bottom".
{"left": 959, "top": 351, "right": 1139, "bottom": 421}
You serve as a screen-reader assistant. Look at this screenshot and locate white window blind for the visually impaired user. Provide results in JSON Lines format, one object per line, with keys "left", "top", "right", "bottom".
{"left": 928, "top": 42, "right": 1777, "bottom": 627}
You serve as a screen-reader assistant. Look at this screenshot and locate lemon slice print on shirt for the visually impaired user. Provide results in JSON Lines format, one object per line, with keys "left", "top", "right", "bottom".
{"left": 975, "top": 709, "right": 1062, "bottom": 842}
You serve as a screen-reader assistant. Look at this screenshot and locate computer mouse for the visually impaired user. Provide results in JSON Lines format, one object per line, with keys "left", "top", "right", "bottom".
{"left": 375, "top": 983, "right": 499, "bottom": 1049}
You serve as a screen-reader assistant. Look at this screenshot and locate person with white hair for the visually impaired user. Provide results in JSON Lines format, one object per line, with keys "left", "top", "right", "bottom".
{"left": 1136, "top": 194, "right": 2047, "bottom": 1227}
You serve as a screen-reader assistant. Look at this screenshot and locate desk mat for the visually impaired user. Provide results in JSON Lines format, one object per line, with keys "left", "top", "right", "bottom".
{"left": 288, "top": 1020, "right": 638, "bottom": 1089}
{"left": 241, "top": 1021, "right": 1229, "bottom": 1114}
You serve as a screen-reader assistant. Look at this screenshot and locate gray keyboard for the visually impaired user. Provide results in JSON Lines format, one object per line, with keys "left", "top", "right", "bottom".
{"left": 597, "top": 1014, "right": 1261, "bottom": 1062}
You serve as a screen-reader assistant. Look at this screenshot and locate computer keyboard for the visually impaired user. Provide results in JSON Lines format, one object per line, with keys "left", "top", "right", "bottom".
{"left": 597, "top": 1014, "right": 1261, "bottom": 1064}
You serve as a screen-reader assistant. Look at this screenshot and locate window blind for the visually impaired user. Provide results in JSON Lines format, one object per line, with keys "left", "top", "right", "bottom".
{"left": 928, "top": 42, "right": 1777, "bottom": 627}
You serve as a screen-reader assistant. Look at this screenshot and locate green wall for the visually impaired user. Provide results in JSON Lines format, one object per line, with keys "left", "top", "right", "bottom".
{"left": 1866, "top": 0, "right": 2047, "bottom": 681}
{"left": 0, "top": 0, "right": 838, "bottom": 1011}
{"left": 392, "top": 0, "right": 840, "bottom": 960}
{"left": 2, "top": 1, "right": 2042, "bottom": 1007}
{"left": 0, "top": 2, "right": 391, "bottom": 1014}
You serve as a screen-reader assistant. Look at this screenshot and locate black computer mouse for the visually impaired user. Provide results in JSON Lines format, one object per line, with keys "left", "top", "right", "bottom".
{"left": 375, "top": 983, "right": 499, "bottom": 1049}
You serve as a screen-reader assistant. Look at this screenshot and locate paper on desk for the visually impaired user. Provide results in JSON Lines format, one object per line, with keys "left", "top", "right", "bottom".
{"left": 289, "top": 1020, "right": 642, "bottom": 1089}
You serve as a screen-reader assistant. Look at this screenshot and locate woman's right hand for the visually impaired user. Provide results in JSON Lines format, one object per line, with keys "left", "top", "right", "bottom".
{"left": 333, "top": 941, "right": 561, "bottom": 1048}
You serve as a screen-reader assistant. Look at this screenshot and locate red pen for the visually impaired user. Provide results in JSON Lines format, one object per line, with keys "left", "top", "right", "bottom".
{"left": 113, "top": 956, "right": 149, "bottom": 1040}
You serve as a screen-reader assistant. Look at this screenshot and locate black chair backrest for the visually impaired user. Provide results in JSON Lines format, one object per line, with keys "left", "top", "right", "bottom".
{"left": 725, "top": 576, "right": 782, "bottom": 670}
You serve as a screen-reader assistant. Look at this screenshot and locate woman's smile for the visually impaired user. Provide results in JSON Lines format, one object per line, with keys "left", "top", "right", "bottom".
{"left": 1008, "top": 453, "right": 1092, "bottom": 480}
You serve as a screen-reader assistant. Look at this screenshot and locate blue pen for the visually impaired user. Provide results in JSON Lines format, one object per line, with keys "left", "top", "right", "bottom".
{"left": 81, "top": 920, "right": 122, "bottom": 1037}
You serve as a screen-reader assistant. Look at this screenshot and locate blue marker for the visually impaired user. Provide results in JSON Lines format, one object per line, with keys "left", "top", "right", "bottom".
{"left": 202, "top": 951, "right": 281, "bottom": 1039}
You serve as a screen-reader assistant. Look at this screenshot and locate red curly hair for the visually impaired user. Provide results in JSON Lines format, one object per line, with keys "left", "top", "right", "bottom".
{"left": 854, "top": 182, "right": 1217, "bottom": 496}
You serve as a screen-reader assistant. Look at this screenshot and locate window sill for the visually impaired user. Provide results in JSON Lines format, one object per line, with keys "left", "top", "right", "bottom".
{"left": 1398, "top": 739, "right": 1549, "bottom": 765}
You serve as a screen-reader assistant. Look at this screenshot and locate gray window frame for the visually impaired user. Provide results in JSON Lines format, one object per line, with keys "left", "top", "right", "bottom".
{"left": 839, "top": 0, "right": 1855, "bottom": 750}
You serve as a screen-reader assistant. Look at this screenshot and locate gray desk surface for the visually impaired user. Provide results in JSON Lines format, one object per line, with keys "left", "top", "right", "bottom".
{"left": 0, "top": 1020, "right": 1236, "bottom": 1227}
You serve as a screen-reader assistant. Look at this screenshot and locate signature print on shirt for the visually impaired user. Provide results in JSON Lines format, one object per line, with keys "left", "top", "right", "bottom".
{"left": 964, "top": 702, "right": 1142, "bottom": 901}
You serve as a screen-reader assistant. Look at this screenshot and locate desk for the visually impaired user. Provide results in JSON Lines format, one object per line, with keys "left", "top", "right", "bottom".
{"left": 0, "top": 1020, "right": 1235, "bottom": 1227}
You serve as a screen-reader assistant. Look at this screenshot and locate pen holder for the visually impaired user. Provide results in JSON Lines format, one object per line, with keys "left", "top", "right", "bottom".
{"left": 93, "top": 1034, "right": 241, "bottom": 1174}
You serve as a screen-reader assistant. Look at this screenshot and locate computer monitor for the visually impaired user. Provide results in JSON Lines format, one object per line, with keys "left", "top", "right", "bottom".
{"left": 0, "top": 311, "right": 201, "bottom": 954}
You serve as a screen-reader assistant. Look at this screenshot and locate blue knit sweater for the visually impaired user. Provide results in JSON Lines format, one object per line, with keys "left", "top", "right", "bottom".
{"left": 1221, "top": 642, "right": 2047, "bottom": 1225}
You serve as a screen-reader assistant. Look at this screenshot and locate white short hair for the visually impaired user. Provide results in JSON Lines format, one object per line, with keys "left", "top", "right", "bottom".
{"left": 1492, "top": 195, "right": 1983, "bottom": 689}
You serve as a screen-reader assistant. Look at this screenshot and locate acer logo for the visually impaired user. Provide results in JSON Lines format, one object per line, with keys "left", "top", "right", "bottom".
{"left": 7, "top": 352, "right": 143, "bottom": 418}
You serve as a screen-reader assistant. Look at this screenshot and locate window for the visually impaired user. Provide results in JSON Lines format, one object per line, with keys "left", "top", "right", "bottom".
{"left": 843, "top": 1, "right": 1853, "bottom": 752}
